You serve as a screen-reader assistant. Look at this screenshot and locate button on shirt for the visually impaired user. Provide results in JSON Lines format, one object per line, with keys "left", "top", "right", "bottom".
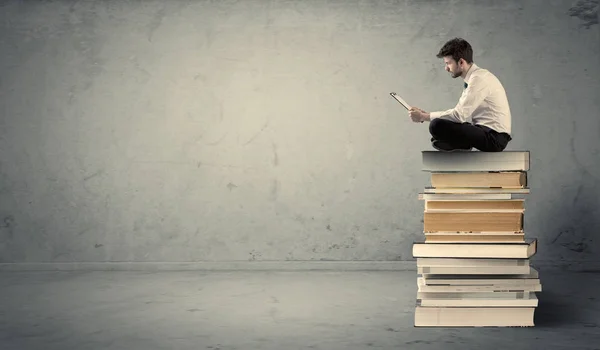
{"left": 429, "top": 63, "right": 512, "bottom": 136}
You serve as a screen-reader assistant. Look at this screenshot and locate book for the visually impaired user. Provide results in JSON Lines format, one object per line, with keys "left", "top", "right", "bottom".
{"left": 417, "top": 277, "right": 542, "bottom": 292}
{"left": 418, "top": 266, "right": 532, "bottom": 275}
{"left": 422, "top": 151, "right": 530, "bottom": 172}
{"left": 424, "top": 233, "right": 525, "bottom": 243}
{"left": 418, "top": 193, "right": 514, "bottom": 200}
{"left": 421, "top": 270, "right": 540, "bottom": 285}
{"left": 424, "top": 208, "right": 524, "bottom": 213}
{"left": 425, "top": 199, "right": 524, "bottom": 211}
{"left": 423, "top": 212, "right": 524, "bottom": 232}
{"left": 414, "top": 306, "right": 535, "bottom": 327}
{"left": 430, "top": 171, "right": 527, "bottom": 188}
{"left": 417, "top": 292, "right": 538, "bottom": 307}
{"left": 423, "top": 187, "right": 530, "bottom": 194}
{"left": 417, "top": 257, "right": 531, "bottom": 268}
{"left": 417, "top": 260, "right": 533, "bottom": 275}
{"left": 412, "top": 239, "right": 537, "bottom": 259}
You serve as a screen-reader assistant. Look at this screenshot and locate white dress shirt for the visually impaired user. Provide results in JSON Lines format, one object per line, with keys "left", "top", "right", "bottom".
{"left": 429, "top": 63, "right": 512, "bottom": 136}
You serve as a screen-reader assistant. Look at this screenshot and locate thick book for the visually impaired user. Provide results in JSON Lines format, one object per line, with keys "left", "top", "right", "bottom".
{"left": 412, "top": 239, "right": 537, "bottom": 259}
{"left": 414, "top": 306, "right": 535, "bottom": 327}
{"left": 423, "top": 212, "right": 524, "bottom": 232}
{"left": 422, "top": 151, "right": 530, "bottom": 172}
{"left": 430, "top": 171, "right": 527, "bottom": 188}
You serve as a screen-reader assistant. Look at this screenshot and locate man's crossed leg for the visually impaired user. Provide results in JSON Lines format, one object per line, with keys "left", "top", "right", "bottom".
{"left": 429, "top": 118, "right": 511, "bottom": 152}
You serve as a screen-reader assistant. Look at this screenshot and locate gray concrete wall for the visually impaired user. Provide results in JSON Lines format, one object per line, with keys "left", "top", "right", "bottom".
{"left": 0, "top": 0, "right": 598, "bottom": 266}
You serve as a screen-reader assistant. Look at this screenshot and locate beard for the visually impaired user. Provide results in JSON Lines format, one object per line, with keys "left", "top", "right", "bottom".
{"left": 451, "top": 68, "right": 463, "bottom": 78}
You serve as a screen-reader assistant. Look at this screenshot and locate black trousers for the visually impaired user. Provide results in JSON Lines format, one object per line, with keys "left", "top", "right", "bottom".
{"left": 429, "top": 118, "right": 511, "bottom": 152}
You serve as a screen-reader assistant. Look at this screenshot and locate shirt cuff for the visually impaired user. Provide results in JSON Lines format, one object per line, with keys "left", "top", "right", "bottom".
{"left": 429, "top": 111, "right": 443, "bottom": 120}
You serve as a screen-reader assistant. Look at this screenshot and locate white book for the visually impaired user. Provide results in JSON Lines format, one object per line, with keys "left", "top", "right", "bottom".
{"left": 423, "top": 187, "right": 530, "bottom": 194}
{"left": 417, "top": 277, "right": 542, "bottom": 292}
{"left": 417, "top": 257, "right": 530, "bottom": 267}
{"left": 422, "top": 151, "right": 530, "bottom": 172}
{"left": 417, "top": 292, "right": 538, "bottom": 307}
{"left": 422, "top": 271, "right": 540, "bottom": 286}
{"left": 412, "top": 239, "right": 537, "bottom": 259}
{"left": 423, "top": 231, "right": 526, "bottom": 236}
{"left": 424, "top": 199, "right": 524, "bottom": 211}
{"left": 415, "top": 306, "right": 535, "bottom": 327}
{"left": 418, "top": 265, "right": 532, "bottom": 275}
{"left": 424, "top": 208, "right": 525, "bottom": 213}
{"left": 419, "top": 193, "right": 513, "bottom": 200}
{"left": 417, "top": 257, "right": 532, "bottom": 275}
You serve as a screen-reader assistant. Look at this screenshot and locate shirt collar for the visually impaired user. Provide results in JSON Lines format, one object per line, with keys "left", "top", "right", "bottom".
{"left": 464, "top": 63, "right": 479, "bottom": 84}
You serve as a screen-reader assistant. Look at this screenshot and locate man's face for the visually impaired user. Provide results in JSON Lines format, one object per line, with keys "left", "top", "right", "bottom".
{"left": 443, "top": 56, "right": 463, "bottom": 78}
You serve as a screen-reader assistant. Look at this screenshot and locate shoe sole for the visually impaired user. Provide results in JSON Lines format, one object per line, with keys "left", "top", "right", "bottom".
{"left": 432, "top": 143, "right": 472, "bottom": 152}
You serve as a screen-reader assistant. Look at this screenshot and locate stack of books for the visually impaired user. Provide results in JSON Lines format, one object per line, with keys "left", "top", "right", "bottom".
{"left": 412, "top": 151, "right": 541, "bottom": 327}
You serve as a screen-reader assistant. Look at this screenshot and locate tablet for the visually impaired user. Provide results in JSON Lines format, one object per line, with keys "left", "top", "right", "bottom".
{"left": 390, "top": 92, "right": 411, "bottom": 110}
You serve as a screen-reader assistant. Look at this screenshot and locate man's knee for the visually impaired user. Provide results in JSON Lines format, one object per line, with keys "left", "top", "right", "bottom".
{"left": 429, "top": 118, "right": 443, "bottom": 136}
{"left": 496, "top": 135, "right": 511, "bottom": 152}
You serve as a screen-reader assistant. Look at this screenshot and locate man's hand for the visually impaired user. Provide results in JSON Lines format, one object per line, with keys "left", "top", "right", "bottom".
{"left": 408, "top": 107, "right": 429, "bottom": 123}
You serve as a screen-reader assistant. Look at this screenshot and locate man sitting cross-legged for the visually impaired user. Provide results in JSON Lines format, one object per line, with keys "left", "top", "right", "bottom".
{"left": 408, "top": 38, "right": 512, "bottom": 152}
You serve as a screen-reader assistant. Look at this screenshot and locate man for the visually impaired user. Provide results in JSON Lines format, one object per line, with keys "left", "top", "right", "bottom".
{"left": 408, "top": 38, "right": 512, "bottom": 152}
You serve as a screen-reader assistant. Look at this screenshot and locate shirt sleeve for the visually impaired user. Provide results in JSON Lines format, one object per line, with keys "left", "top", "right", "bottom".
{"left": 429, "top": 75, "right": 489, "bottom": 123}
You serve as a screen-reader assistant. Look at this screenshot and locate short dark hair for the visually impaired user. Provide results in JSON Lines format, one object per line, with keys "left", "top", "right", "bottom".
{"left": 436, "top": 38, "right": 473, "bottom": 64}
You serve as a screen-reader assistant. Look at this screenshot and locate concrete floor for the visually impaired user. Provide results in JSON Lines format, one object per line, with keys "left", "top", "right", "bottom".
{"left": 0, "top": 270, "right": 599, "bottom": 350}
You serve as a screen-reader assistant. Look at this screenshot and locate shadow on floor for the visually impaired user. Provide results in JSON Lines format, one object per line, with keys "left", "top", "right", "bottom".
{"left": 534, "top": 272, "right": 600, "bottom": 329}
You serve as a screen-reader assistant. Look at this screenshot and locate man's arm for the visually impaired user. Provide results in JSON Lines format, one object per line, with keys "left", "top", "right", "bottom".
{"left": 427, "top": 75, "right": 489, "bottom": 123}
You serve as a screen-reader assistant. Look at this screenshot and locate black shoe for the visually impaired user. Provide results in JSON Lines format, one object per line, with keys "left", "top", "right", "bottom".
{"left": 432, "top": 140, "right": 472, "bottom": 152}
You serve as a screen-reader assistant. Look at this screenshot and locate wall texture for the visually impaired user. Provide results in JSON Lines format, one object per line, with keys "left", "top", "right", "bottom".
{"left": 0, "top": 0, "right": 598, "bottom": 267}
